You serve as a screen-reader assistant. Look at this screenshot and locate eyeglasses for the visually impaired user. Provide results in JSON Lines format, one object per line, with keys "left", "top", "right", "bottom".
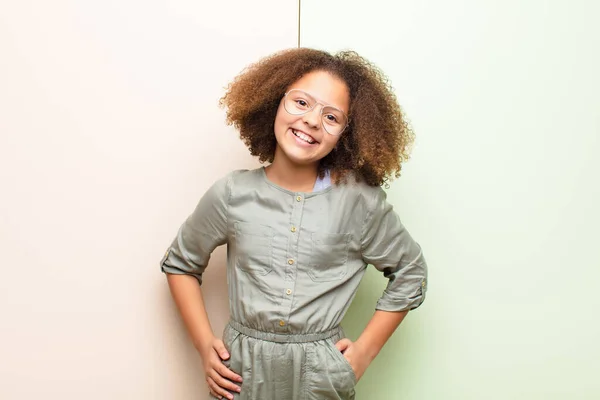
{"left": 283, "top": 89, "right": 349, "bottom": 136}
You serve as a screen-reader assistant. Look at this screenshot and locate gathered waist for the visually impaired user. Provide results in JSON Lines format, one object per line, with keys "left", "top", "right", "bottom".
{"left": 227, "top": 320, "right": 342, "bottom": 343}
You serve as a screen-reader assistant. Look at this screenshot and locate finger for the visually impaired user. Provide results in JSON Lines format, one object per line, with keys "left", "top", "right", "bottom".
{"left": 213, "top": 339, "right": 230, "bottom": 360}
{"left": 210, "top": 368, "right": 241, "bottom": 394}
{"left": 207, "top": 377, "right": 223, "bottom": 399}
{"left": 217, "top": 361, "right": 243, "bottom": 383}
{"left": 335, "top": 338, "right": 353, "bottom": 352}
{"left": 207, "top": 375, "right": 234, "bottom": 400}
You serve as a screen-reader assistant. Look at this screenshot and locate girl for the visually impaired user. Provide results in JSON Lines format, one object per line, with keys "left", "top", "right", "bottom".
{"left": 161, "top": 48, "right": 428, "bottom": 400}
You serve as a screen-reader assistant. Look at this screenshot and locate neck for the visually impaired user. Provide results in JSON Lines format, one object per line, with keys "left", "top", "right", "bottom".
{"left": 266, "top": 150, "right": 319, "bottom": 193}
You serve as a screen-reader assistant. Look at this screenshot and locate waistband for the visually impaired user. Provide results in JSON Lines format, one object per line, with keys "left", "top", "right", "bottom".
{"left": 227, "top": 320, "right": 342, "bottom": 343}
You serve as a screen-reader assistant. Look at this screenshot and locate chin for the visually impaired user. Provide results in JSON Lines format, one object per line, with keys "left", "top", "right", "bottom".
{"left": 277, "top": 146, "right": 318, "bottom": 166}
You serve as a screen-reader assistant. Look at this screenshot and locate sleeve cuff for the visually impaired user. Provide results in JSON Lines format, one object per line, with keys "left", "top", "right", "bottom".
{"left": 375, "top": 278, "right": 427, "bottom": 312}
{"left": 160, "top": 249, "right": 204, "bottom": 285}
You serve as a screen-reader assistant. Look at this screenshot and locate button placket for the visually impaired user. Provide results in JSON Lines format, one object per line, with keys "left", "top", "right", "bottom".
{"left": 285, "top": 193, "right": 304, "bottom": 281}
{"left": 279, "top": 192, "right": 304, "bottom": 329}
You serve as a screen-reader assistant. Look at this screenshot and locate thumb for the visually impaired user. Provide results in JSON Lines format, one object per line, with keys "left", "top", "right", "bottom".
{"left": 213, "top": 339, "right": 230, "bottom": 360}
{"left": 335, "top": 338, "right": 353, "bottom": 352}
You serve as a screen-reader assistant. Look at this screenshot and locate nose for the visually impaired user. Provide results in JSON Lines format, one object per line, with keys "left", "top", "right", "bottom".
{"left": 302, "top": 106, "right": 322, "bottom": 130}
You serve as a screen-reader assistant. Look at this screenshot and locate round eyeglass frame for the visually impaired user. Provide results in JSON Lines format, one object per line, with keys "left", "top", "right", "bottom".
{"left": 283, "top": 89, "right": 350, "bottom": 136}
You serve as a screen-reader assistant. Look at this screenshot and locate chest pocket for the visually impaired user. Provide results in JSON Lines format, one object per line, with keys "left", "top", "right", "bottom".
{"left": 308, "top": 232, "right": 351, "bottom": 282}
{"left": 234, "top": 221, "right": 273, "bottom": 276}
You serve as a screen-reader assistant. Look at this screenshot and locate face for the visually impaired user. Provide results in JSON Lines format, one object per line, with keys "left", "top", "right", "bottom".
{"left": 273, "top": 70, "right": 350, "bottom": 168}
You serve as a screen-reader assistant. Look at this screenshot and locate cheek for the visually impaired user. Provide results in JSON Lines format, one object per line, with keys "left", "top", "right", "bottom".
{"left": 274, "top": 108, "right": 298, "bottom": 130}
{"left": 321, "top": 135, "right": 341, "bottom": 151}
{"left": 273, "top": 107, "right": 284, "bottom": 127}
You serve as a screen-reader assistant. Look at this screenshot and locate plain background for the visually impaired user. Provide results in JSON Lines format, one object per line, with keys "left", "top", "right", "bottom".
{"left": 0, "top": 1, "right": 295, "bottom": 398}
{"left": 302, "top": 0, "right": 600, "bottom": 399}
{"left": 1, "top": 0, "right": 599, "bottom": 399}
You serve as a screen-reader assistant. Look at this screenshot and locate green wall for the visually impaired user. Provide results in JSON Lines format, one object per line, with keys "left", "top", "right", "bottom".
{"left": 303, "top": 1, "right": 600, "bottom": 398}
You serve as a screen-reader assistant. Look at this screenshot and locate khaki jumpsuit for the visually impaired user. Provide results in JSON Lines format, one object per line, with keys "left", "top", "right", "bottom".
{"left": 161, "top": 168, "right": 428, "bottom": 399}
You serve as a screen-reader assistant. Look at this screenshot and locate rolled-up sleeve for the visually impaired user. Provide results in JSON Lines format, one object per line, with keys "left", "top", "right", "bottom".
{"left": 361, "top": 187, "right": 428, "bottom": 312}
{"left": 160, "top": 173, "right": 231, "bottom": 285}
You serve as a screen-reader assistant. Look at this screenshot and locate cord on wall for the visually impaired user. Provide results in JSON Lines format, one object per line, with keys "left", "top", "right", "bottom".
{"left": 298, "top": 0, "right": 301, "bottom": 47}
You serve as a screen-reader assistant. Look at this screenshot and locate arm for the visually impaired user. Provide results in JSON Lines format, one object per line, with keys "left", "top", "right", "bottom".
{"left": 337, "top": 187, "right": 427, "bottom": 380}
{"left": 160, "top": 173, "right": 241, "bottom": 399}
{"left": 166, "top": 273, "right": 218, "bottom": 354}
{"left": 355, "top": 309, "right": 408, "bottom": 360}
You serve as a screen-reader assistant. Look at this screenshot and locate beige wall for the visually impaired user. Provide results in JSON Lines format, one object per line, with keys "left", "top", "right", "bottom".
{"left": 0, "top": 1, "right": 296, "bottom": 398}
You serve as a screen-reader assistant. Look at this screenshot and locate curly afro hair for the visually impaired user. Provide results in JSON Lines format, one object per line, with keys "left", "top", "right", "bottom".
{"left": 219, "top": 47, "right": 414, "bottom": 187}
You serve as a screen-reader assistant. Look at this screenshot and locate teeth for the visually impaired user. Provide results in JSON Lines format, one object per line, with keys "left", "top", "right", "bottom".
{"left": 292, "top": 129, "right": 316, "bottom": 144}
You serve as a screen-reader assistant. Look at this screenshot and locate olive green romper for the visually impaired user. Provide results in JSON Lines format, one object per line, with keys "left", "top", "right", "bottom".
{"left": 161, "top": 168, "right": 428, "bottom": 399}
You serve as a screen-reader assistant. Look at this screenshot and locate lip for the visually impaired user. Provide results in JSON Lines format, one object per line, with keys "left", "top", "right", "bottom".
{"left": 290, "top": 127, "right": 320, "bottom": 144}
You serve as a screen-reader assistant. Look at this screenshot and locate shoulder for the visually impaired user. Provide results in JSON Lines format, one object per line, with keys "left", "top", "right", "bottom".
{"left": 206, "top": 167, "right": 264, "bottom": 198}
{"left": 226, "top": 167, "right": 264, "bottom": 191}
{"left": 332, "top": 171, "right": 386, "bottom": 206}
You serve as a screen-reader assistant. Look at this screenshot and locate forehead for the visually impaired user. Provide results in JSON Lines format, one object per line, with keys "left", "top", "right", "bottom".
{"left": 288, "top": 70, "right": 350, "bottom": 113}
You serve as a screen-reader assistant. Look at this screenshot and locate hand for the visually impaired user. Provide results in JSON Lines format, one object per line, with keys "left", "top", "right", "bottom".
{"left": 334, "top": 338, "right": 373, "bottom": 382}
{"left": 200, "top": 337, "right": 243, "bottom": 399}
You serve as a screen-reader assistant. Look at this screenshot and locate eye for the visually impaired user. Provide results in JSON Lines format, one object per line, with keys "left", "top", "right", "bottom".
{"left": 324, "top": 114, "right": 339, "bottom": 124}
{"left": 296, "top": 99, "right": 309, "bottom": 107}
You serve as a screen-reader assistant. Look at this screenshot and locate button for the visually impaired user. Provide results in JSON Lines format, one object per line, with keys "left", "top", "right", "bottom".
{"left": 286, "top": 289, "right": 292, "bottom": 295}
{"left": 290, "top": 226, "right": 297, "bottom": 233}
{"left": 279, "top": 320, "right": 285, "bottom": 326}
{"left": 422, "top": 280, "right": 426, "bottom": 288}
{"left": 288, "top": 259, "right": 294, "bottom": 265}
{"left": 296, "top": 196, "right": 302, "bottom": 202}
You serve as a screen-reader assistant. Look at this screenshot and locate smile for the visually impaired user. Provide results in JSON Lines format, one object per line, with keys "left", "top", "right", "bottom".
{"left": 292, "top": 129, "right": 317, "bottom": 144}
